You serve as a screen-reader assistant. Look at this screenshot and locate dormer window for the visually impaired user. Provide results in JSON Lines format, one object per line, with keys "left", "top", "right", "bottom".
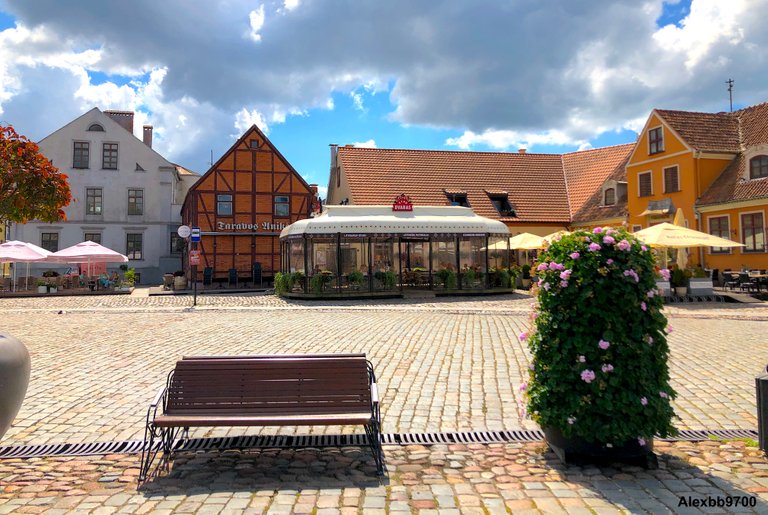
{"left": 648, "top": 127, "right": 664, "bottom": 154}
{"left": 604, "top": 188, "right": 616, "bottom": 206}
{"left": 87, "top": 123, "right": 104, "bottom": 132}
{"left": 445, "top": 191, "right": 469, "bottom": 207}
{"left": 750, "top": 155, "right": 768, "bottom": 179}
{"left": 487, "top": 193, "right": 516, "bottom": 217}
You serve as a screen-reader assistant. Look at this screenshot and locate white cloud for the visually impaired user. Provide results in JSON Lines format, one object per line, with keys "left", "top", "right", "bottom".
{"left": 248, "top": 5, "right": 266, "bottom": 42}
{"left": 234, "top": 107, "right": 269, "bottom": 134}
{"left": 350, "top": 91, "right": 364, "bottom": 111}
{"left": 353, "top": 139, "right": 377, "bottom": 148}
{"left": 284, "top": 0, "right": 300, "bottom": 11}
{"left": 316, "top": 185, "right": 328, "bottom": 199}
{"left": 445, "top": 129, "right": 585, "bottom": 152}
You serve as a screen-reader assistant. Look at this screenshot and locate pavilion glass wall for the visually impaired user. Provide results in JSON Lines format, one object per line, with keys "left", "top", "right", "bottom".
{"left": 340, "top": 236, "right": 370, "bottom": 293}
{"left": 400, "top": 239, "right": 430, "bottom": 288}
{"left": 309, "top": 237, "right": 337, "bottom": 294}
{"left": 459, "top": 236, "right": 487, "bottom": 289}
{"left": 488, "top": 235, "right": 510, "bottom": 289}
{"left": 287, "top": 238, "right": 307, "bottom": 292}
{"left": 431, "top": 237, "right": 458, "bottom": 290}
{"left": 372, "top": 237, "right": 397, "bottom": 292}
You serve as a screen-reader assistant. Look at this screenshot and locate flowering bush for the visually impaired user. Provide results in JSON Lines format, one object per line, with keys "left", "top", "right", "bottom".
{"left": 523, "top": 227, "right": 677, "bottom": 445}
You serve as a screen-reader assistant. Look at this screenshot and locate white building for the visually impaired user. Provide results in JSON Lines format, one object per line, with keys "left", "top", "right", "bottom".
{"left": 12, "top": 108, "right": 199, "bottom": 284}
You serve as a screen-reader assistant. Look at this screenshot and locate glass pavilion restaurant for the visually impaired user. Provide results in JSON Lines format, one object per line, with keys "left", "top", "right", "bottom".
{"left": 279, "top": 205, "right": 512, "bottom": 297}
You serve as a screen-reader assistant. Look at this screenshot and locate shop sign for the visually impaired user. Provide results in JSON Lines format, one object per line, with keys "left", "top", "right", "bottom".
{"left": 401, "top": 233, "right": 430, "bottom": 240}
{"left": 392, "top": 194, "right": 413, "bottom": 212}
{"left": 216, "top": 221, "right": 287, "bottom": 231}
{"left": 342, "top": 233, "right": 368, "bottom": 238}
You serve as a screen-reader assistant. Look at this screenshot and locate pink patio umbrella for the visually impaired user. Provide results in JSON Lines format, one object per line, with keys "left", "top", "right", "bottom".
{"left": 49, "top": 241, "right": 128, "bottom": 277}
{"left": 0, "top": 240, "right": 53, "bottom": 291}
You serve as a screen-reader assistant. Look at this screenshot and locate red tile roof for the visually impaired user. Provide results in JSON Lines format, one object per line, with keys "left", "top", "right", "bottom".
{"left": 571, "top": 154, "right": 631, "bottom": 223}
{"left": 337, "top": 145, "right": 631, "bottom": 224}
{"left": 656, "top": 109, "right": 740, "bottom": 152}
{"left": 562, "top": 144, "right": 634, "bottom": 217}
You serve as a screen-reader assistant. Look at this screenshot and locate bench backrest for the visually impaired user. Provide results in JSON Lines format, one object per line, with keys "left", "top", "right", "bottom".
{"left": 165, "top": 355, "right": 372, "bottom": 416}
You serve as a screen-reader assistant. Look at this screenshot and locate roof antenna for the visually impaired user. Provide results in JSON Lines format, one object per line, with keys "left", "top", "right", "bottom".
{"left": 209, "top": 149, "right": 214, "bottom": 167}
{"left": 726, "top": 78, "right": 734, "bottom": 112}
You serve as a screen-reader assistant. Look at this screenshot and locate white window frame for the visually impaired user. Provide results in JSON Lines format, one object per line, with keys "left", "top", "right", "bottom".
{"left": 706, "top": 215, "right": 731, "bottom": 254}
{"left": 663, "top": 165, "right": 680, "bottom": 193}
{"left": 648, "top": 125, "right": 664, "bottom": 155}
{"left": 740, "top": 210, "right": 766, "bottom": 253}
{"left": 638, "top": 171, "right": 653, "bottom": 197}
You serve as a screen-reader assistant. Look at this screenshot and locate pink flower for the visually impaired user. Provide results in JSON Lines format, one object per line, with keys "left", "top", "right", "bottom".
{"left": 647, "top": 290, "right": 655, "bottom": 298}
{"left": 593, "top": 227, "right": 603, "bottom": 234}
{"left": 603, "top": 236, "right": 615, "bottom": 245}
{"left": 623, "top": 269, "right": 639, "bottom": 282}
{"left": 640, "top": 397, "right": 648, "bottom": 406}
{"left": 617, "top": 239, "right": 631, "bottom": 251}
{"left": 580, "top": 369, "right": 596, "bottom": 383}
{"left": 537, "top": 263, "right": 548, "bottom": 272}
{"left": 542, "top": 282, "right": 551, "bottom": 291}
{"left": 646, "top": 336, "right": 654, "bottom": 345}
{"left": 560, "top": 280, "right": 568, "bottom": 288}
{"left": 549, "top": 262, "right": 564, "bottom": 271}
{"left": 519, "top": 332, "right": 528, "bottom": 342}
{"left": 638, "top": 437, "right": 646, "bottom": 446}
{"left": 640, "top": 302, "right": 647, "bottom": 311}
{"left": 606, "top": 258, "right": 614, "bottom": 265}
{"left": 519, "top": 382, "right": 527, "bottom": 392}
{"left": 528, "top": 363, "right": 535, "bottom": 370}
{"left": 601, "top": 364, "right": 614, "bottom": 373}
{"left": 660, "top": 268, "right": 671, "bottom": 281}
{"left": 559, "top": 269, "right": 571, "bottom": 280}
{"left": 667, "top": 325, "right": 673, "bottom": 333}
{"left": 588, "top": 243, "right": 601, "bottom": 252}
{"left": 570, "top": 252, "right": 580, "bottom": 259}
{"left": 598, "top": 339, "right": 610, "bottom": 350}
{"left": 567, "top": 416, "right": 576, "bottom": 425}
{"left": 578, "top": 355, "right": 586, "bottom": 363}
{"left": 641, "top": 245, "right": 648, "bottom": 251}
{"left": 659, "top": 391, "right": 668, "bottom": 399}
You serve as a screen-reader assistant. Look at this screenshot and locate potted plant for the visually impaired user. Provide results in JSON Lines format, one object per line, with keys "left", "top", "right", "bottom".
{"left": 36, "top": 279, "right": 48, "bottom": 294}
{"left": 348, "top": 270, "right": 365, "bottom": 290}
{"left": 520, "top": 264, "right": 532, "bottom": 289}
{"left": 290, "top": 271, "right": 305, "bottom": 292}
{"left": 273, "top": 272, "right": 288, "bottom": 295}
{"left": 121, "top": 268, "right": 136, "bottom": 291}
{"left": 173, "top": 270, "right": 186, "bottom": 290}
{"left": 688, "top": 266, "right": 713, "bottom": 296}
{"left": 310, "top": 270, "right": 334, "bottom": 294}
{"left": 523, "top": 227, "right": 676, "bottom": 467}
{"left": 670, "top": 268, "right": 690, "bottom": 297}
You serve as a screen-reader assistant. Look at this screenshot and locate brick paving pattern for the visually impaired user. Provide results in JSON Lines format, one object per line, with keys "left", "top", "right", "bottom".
{"left": 1, "top": 292, "right": 767, "bottom": 512}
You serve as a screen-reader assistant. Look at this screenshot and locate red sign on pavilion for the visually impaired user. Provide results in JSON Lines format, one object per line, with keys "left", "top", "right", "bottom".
{"left": 392, "top": 194, "right": 413, "bottom": 212}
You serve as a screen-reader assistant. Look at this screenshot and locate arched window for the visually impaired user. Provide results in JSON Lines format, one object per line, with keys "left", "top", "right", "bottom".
{"left": 604, "top": 187, "right": 616, "bottom": 206}
{"left": 87, "top": 123, "right": 104, "bottom": 132}
{"left": 750, "top": 155, "right": 768, "bottom": 179}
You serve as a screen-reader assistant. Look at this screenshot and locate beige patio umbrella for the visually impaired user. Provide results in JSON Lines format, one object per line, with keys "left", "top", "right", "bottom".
{"left": 673, "top": 209, "right": 688, "bottom": 268}
{"left": 633, "top": 223, "right": 744, "bottom": 268}
{"left": 509, "top": 232, "right": 546, "bottom": 250}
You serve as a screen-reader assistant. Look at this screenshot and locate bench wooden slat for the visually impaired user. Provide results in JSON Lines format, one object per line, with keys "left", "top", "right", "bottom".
{"left": 153, "top": 412, "right": 373, "bottom": 427}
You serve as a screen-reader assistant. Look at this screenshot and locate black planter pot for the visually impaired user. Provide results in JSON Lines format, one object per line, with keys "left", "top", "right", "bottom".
{"left": 544, "top": 427, "right": 658, "bottom": 469}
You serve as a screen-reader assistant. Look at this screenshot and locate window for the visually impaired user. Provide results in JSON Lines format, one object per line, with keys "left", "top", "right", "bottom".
{"left": 663, "top": 166, "right": 680, "bottom": 192}
{"left": 741, "top": 212, "right": 765, "bottom": 252}
{"left": 73, "top": 141, "right": 89, "bottom": 169}
{"left": 446, "top": 193, "right": 469, "bottom": 207}
{"left": 83, "top": 232, "right": 101, "bottom": 244}
{"left": 638, "top": 172, "right": 652, "bottom": 197}
{"left": 126, "top": 233, "right": 143, "bottom": 260}
{"left": 249, "top": 139, "right": 261, "bottom": 149}
{"left": 487, "top": 194, "right": 515, "bottom": 216}
{"left": 708, "top": 216, "right": 730, "bottom": 254}
{"left": 217, "top": 194, "right": 233, "bottom": 216}
{"left": 41, "top": 233, "right": 59, "bottom": 253}
{"left": 603, "top": 188, "right": 616, "bottom": 206}
{"left": 87, "top": 123, "right": 104, "bottom": 132}
{"left": 170, "top": 233, "right": 185, "bottom": 254}
{"left": 750, "top": 155, "right": 768, "bottom": 179}
{"left": 274, "top": 195, "right": 290, "bottom": 217}
{"left": 648, "top": 127, "right": 664, "bottom": 154}
{"left": 127, "top": 189, "right": 144, "bottom": 215}
{"left": 632, "top": 225, "right": 642, "bottom": 233}
{"left": 86, "top": 188, "right": 103, "bottom": 215}
{"left": 102, "top": 143, "right": 118, "bottom": 169}
{"left": 135, "top": 163, "right": 145, "bottom": 172}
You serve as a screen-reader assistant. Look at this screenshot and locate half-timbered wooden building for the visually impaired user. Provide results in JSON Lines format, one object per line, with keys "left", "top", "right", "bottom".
{"left": 181, "top": 125, "right": 317, "bottom": 285}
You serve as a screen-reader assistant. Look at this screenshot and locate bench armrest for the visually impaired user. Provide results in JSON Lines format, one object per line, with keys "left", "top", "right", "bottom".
{"left": 150, "top": 385, "right": 167, "bottom": 408}
{"left": 370, "top": 382, "right": 379, "bottom": 404}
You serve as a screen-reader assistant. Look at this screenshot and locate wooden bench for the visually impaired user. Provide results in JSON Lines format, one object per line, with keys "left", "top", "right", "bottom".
{"left": 139, "top": 354, "right": 382, "bottom": 482}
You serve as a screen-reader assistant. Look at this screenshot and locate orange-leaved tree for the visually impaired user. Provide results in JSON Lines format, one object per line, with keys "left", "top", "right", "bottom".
{"left": 0, "top": 124, "right": 72, "bottom": 223}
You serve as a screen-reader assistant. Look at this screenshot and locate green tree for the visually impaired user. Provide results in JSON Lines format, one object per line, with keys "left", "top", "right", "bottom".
{"left": 0, "top": 124, "right": 72, "bottom": 223}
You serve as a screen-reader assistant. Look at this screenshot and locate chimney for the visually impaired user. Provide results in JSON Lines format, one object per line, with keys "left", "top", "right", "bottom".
{"left": 104, "top": 110, "right": 134, "bottom": 134}
{"left": 143, "top": 125, "right": 153, "bottom": 148}
{"left": 518, "top": 148, "right": 527, "bottom": 154}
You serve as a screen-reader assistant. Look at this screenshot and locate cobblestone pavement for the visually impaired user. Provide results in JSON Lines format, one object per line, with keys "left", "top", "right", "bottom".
{"left": 2, "top": 441, "right": 768, "bottom": 514}
{"left": 1, "top": 293, "right": 768, "bottom": 512}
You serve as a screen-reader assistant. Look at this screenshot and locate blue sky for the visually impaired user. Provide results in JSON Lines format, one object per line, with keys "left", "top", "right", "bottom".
{"left": 0, "top": 0, "right": 762, "bottom": 197}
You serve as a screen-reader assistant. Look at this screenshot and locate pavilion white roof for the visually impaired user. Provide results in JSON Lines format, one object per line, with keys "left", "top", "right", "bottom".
{"left": 280, "top": 206, "right": 510, "bottom": 238}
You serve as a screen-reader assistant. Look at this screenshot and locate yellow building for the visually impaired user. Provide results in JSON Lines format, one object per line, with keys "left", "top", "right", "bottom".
{"left": 623, "top": 102, "right": 768, "bottom": 271}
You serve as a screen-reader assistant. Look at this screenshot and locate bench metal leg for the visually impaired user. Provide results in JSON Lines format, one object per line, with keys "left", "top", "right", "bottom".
{"left": 138, "top": 422, "right": 161, "bottom": 483}
{"left": 365, "top": 422, "right": 384, "bottom": 475}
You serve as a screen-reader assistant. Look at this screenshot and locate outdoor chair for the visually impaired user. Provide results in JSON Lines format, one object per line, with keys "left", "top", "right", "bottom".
{"left": 738, "top": 272, "right": 759, "bottom": 293}
{"left": 710, "top": 268, "right": 720, "bottom": 287}
{"left": 724, "top": 271, "right": 740, "bottom": 291}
